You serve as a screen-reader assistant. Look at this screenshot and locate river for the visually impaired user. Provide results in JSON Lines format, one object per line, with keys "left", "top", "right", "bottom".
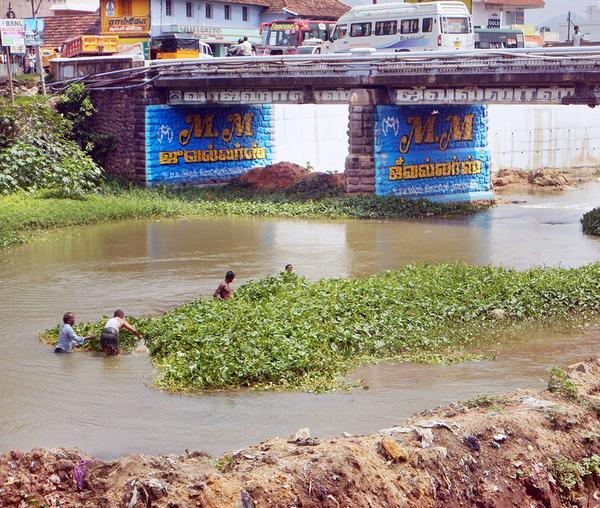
{"left": 0, "top": 184, "right": 599, "bottom": 459}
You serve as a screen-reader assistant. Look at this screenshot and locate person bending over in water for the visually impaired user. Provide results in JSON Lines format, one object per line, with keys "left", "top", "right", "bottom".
{"left": 213, "top": 271, "right": 235, "bottom": 300}
{"left": 100, "top": 310, "right": 143, "bottom": 356}
{"left": 54, "top": 312, "right": 96, "bottom": 353}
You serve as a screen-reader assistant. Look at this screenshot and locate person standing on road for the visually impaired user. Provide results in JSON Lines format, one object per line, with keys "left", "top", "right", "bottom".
{"left": 572, "top": 26, "right": 584, "bottom": 47}
{"left": 213, "top": 271, "right": 236, "bottom": 300}
{"left": 100, "top": 310, "right": 143, "bottom": 356}
{"left": 54, "top": 312, "right": 96, "bottom": 353}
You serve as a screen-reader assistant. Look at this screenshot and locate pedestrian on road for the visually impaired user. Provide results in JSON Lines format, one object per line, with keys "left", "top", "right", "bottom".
{"left": 54, "top": 312, "right": 96, "bottom": 353}
{"left": 100, "top": 310, "right": 143, "bottom": 356}
{"left": 572, "top": 26, "right": 583, "bottom": 47}
{"left": 214, "top": 271, "right": 236, "bottom": 300}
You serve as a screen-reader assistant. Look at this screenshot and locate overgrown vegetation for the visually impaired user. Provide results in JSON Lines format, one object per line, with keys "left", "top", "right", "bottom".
{"left": 460, "top": 394, "right": 508, "bottom": 409}
{"left": 55, "top": 84, "right": 116, "bottom": 166}
{"left": 44, "top": 263, "right": 600, "bottom": 392}
{"left": 582, "top": 207, "right": 600, "bottom": 236}
{"left": 552, "top": 455, "right": 600, "bottom": 505}
{"left": 0, "top": 186, "right": 486, "bottom": 249}
{"left": 0, "top": 97, "right": 101, "bottom": 197}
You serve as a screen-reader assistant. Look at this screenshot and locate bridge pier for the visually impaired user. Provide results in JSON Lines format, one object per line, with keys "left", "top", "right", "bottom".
{"left": 346, "top": 104, "right": 376, "bottom": 194}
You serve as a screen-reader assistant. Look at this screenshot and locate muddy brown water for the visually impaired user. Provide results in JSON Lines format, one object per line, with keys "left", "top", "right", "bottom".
{"left": 0, "top": 184, "right": 599, "bottom": 459}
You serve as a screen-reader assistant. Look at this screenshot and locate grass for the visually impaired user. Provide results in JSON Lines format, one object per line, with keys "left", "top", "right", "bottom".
{"left": 42, "top": 263, "right": 600, "bottom": 393}
{"left": 552, "top": 455, "right": 600, "bottom": 505}
{"left": 0, "top": 186, "right": 488, "bottom": 249}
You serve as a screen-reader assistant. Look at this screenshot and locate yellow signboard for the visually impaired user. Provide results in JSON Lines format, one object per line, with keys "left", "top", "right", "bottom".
{"left": 405, "top": 0, "right": 472, "bottom": 13}
{"left": 102, "top": 16, "right": 150, "bottom": 35}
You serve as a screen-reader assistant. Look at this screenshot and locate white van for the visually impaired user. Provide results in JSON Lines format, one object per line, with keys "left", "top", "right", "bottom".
{"left": 322, "top": 1, "right": 474, "bottom": 54}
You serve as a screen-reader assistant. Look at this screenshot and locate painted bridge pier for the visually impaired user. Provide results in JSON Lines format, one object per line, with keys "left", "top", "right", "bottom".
{"left": 74, "top": 48, "right": 600, "bottom": 202}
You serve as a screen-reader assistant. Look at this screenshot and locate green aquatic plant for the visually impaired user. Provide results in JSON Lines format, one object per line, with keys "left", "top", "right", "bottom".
{"left": 136, "top": 264, "right": 600, "bottom": 392}
{"left": 582, "top": 207, "right": 600, "bottom": 236}
{"left": 548, "top": 367, "right": 579, "bottom": 400}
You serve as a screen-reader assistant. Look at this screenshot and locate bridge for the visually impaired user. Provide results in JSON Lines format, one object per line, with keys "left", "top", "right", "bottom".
{"left": 53, "top": 47, "right": 600, "bottom": 106}
{"left": 53, "top": 48, "right": 600, "bottom": 200}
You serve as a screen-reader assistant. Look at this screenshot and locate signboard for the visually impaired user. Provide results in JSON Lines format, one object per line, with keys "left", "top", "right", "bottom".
{"left": 168, "top": 89, "right": 352, "bottom": 105}
{"left": 171, "top": 25, "right": 261, "bottom": 44}
{"left": 405, "top": 0, "right": 472, "bottom": 13}
{"left": 487, "top": 12, "right": 502, "bottom": 29}
{"left": 394, "top": 87, "right": 575, "bottom": 105}
{"left": 145, "top": 105, "right": 273, "bottom": 186}
{"left": 374, "top": 105, "right": 492, "bottom": 202}
{"left": 0, "top": 18, "right": 25, "bottom": 47}
{"left": 24, "top": 18, "right": 44, "bottom": 46}
{"left": 102, "top": 16, "right": 149, "bottom": 35}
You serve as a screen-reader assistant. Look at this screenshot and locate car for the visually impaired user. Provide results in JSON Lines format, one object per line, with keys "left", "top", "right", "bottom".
{"left": 297, "top": 45, "right": 322, "bottom": 55}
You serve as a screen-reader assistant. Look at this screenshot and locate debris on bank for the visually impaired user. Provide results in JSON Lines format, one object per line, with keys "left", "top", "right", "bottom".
{"left": 3, "top": 360, "right": 600, "bottom": 507}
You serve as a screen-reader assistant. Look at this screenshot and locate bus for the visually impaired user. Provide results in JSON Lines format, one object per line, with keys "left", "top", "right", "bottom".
{"left": 260, "top": 19, "right": 337, "bottom": 55}
{"left": 321, "top": 1, "right": 474, "bottom": 54}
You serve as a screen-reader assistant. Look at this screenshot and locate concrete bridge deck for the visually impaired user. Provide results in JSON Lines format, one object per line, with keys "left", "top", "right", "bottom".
{"left": 55, "top": 47, "right": 600, "bottom": 106}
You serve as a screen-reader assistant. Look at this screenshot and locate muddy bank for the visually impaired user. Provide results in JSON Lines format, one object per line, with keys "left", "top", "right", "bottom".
{"left": 3, "top": 360, "right": 600, "bottom": 507}
{"left": 493, "top": 168, "right": 595, "bottom": 194}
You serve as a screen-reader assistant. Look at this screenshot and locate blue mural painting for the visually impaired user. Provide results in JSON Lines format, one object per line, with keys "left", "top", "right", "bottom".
{"left": 374, "top": 105, "right": 493, "bottom": 202}
{"left": 145, "top": 104, "right": 273, "bottom": 186}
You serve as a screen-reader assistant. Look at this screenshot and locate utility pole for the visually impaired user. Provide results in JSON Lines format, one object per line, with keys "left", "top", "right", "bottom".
{"left": 30, "top": 0, "right": 46, "bottom": 95}
{"left": 567, "top": 11, "right": 571, "bottom": 42}
{"left": 5, "top": 47, "right": 15, "bottom": 104}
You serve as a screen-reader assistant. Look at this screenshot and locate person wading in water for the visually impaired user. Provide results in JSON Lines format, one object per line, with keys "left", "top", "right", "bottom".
{"left": 54, "top": 312, "right": 96, "bottom": 353}
{"left": 213, "top": 271, "right": 235, "bottom": 300}
{"left": 100, "top": 310, "right": 143, "bottom": 356}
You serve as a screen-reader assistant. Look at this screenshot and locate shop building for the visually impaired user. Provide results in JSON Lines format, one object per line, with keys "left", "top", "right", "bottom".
{"left": 471, "top": 0, "right": 545, "bottom": 29}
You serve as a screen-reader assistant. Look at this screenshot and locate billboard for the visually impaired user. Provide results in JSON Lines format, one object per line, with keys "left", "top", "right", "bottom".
{"left": 145, "top": 105, "right": 273, "bottom": 186}
{"left": 0, "top": 18, "right": 25, "bottom": 47}
{"left": 374, "top": 105, "right": 492, "bottom": 202}
{"left": 24, "top": 18, "right": 44, "bottom": 46}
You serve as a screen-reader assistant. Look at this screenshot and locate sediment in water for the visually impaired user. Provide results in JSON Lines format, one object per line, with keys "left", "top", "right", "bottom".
{"left": 2, "top": 359, "right": 600, "bottom": 507}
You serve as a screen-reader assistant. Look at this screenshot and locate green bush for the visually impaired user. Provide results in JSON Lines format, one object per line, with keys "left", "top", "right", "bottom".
{"left": 55, "top": 84, "right": 116, "bottom": 167}
{"left": 582, "top": 207, "right": 600, "bottom": 236}
{"left": 0, "top": 98, "right": 102, "bottom": 197}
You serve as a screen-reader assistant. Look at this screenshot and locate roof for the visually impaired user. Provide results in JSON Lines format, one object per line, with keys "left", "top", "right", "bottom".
{"left": 483, "top": 0, "right": 544, "bottom": 7}
{"left": 42, "top": 14, "right": 100, "bottom": 48}
{"left": 266, "top": 0, "right": 350, "bottom": 20}
{"left": 226, "top": 0, "right": 271, "bottom": 5}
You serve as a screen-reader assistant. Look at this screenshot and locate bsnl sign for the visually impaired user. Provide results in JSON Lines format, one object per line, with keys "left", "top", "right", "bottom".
{"left": 374, "top": 104, "right": 492, "bottom": 202}
{"left": 405, "top": 0, "right": 472, "bottom": 13}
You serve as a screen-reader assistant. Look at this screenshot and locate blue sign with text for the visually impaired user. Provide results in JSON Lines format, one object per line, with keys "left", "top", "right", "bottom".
{"left": 145, "top": 104, "right": 273, "bottom": 186}
{"left": 374, "top": 105, "right": 493, "bottom": 202}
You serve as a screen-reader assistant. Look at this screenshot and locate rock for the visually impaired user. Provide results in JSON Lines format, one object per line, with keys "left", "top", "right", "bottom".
{"left": 489, "top": 308, "right": 507, "bottom": 320}
{"left": 240, "top": 489, "right": 255, "bottom": 508}
{"left": 379, "top": 437, "right": 410, "bottom": 463}
{"left": 54, "top": 459, "right": 73, "bottom": 472}
{"left": 289, "top": 428, "right": 310, "bottom": 442}
{"left": 576, "top": 363, "right": 587, "bottom": 373}
{"left": 48, "top": 474, "right": 61, "bottom": 485}
{"left": 147, "top": 478, "right": 168, "bottom": 500}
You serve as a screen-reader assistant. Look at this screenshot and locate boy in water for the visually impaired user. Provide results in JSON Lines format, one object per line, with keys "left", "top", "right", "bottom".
{"left": 100, "top": 310, "right": 143, "bottom": 356}
{"left": 214, "top": 271, "right": 235, "bottom": 300}
{"left": 54, "top": 312, "right": 96, "bottom": 353}
{"left": 285, "top": 264, "right": 293, "bottom": 273}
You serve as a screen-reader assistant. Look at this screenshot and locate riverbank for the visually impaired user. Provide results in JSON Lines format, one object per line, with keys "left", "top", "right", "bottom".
{"left": 41, "top": 265, "right": 600, "bottom": 393}
{"left": 3, "top": 359, "right": 600, "bottom": 507}
{"left": 0, "top": 187, "right": 487, "bottom": 249}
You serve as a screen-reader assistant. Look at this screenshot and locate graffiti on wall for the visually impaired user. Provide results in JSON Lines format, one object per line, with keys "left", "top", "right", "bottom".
{"left": 375, "top": 105, "right": 492, "bottom": 201}
{"left": 145, "top": 105, "right": 272, "bottom": 185}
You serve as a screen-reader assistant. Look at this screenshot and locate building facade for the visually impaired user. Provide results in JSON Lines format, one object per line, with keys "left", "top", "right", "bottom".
{"left": 471, "top": 0, "right": 544, "bottom": 28}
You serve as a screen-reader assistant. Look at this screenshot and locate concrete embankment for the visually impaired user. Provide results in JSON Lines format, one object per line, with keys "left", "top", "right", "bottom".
{"left": 3, "top": 360, "right": 600, "bottom": 507}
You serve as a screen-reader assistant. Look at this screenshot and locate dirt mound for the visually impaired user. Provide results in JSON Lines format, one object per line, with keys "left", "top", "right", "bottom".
{"left": 493, "top": 168, "right": 581, "bottom": 192}
{"left": 3, "top": 359, "right": 600, "bottom": 507}
{"left": 235, "top": 162, "right": 309, "bottom": 191}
